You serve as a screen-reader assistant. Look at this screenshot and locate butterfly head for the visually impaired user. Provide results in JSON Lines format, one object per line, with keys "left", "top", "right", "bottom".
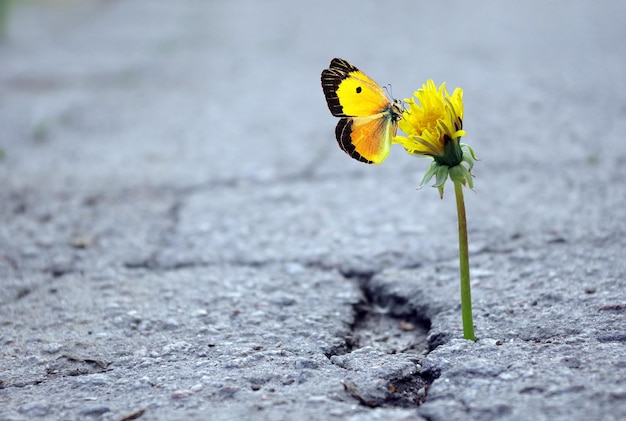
{"left": 391, "top": 98, "right": 404, "bottom": 122}
{"left": 383, "top": 84, "right": 405, "bottom": 121}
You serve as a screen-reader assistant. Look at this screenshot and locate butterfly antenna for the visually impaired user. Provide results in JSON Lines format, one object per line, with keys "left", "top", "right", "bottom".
{"left": 387, "top": 84, "right": 407, "bottom": 111}
{"left": 384, "top": 84, "right": 408, "bottom": 116}
{"left": 383, "top": 84, "right": 394, "bottom": 100}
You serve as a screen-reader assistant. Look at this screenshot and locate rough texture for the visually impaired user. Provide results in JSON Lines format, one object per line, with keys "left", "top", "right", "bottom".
{"left": 1, "top": 1, "right": 625, "bottom": 420}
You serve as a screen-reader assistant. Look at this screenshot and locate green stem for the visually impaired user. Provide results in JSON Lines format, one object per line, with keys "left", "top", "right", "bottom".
{"left": 454, "top": 181, "right": 475, "bottom": 341}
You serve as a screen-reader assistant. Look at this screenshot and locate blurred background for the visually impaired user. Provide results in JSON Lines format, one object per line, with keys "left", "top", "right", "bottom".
{"left": 0, "top": 0, "right": 625, "bottom": 246}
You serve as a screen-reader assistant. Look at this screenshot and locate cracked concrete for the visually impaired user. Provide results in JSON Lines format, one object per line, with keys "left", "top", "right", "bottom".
{"left": 1, "top": 0, "right": 625, "bottom": 420}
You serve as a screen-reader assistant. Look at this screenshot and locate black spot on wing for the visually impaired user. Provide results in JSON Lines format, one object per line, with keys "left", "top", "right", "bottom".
{"left": 335, "top": 118, "right": 374, "bottom": 164}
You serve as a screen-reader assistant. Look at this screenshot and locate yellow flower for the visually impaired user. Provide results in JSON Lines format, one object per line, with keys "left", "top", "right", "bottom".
{"left": 395, "top": 80, "right": 465, "bottom": 162}
{"left": 393, "top": 80, "right": 476, "bottom": 197}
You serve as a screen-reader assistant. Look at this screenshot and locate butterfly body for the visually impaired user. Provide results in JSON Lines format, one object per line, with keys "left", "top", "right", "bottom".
{"left": 321, "top": 58, "right": 402, "bottom": 164}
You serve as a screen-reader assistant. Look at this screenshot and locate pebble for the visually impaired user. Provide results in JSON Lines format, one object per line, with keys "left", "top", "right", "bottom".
{"left": 163, "top": 318, "right": 180, "bottom": 330}
{"left": 162, "top": 341, "right": 192, "bottom": 355}
{"left": 132, "top": 376, "right": 153, "bottom": 389}
{"left": 171, "top": 389, "right": 193, "bottom": 399}
{"left": 73, "top": 373, "right": 110, "bottom": 386}
{"left": 79, "top": 406, "right": 110, "bottom": 417}
{"left": 126, "top": 310, "right": 143, "bottom": 323}
{"left": 87, "top": 373, "right": 110, "bottom": 385}
{"left": 18, "top": 401, "right": 50, "bottom": 417}
{"left": 294, "top": 357, "right": 319, "bottom": 370}
{"left": 23, "top": 355, "right": 45, "bottom": 365}
{"left": 42, "top": 343, "right": 62, "bottom": 354}
{"left": 194, "top": 309, "right": 208, "bottom": 317}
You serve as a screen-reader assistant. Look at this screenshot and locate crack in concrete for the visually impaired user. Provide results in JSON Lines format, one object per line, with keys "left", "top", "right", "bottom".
{"left": 63, "top": 166, "right": 367, "bottom": 205}
{"left": 343, "top": 269, "right": 431, "bottom": 354}
{"left": 4, "top": 178, "right": 444, "bottom": 410}
{"left": 325, "top": 269, "right": 438, "bottom": 409}
{"left": 120, "top": 251, "right": 442, "bottom": 411}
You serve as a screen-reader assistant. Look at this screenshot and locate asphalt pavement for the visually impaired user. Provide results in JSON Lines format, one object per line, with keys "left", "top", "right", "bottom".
{"left": 1, "top": 1, "right": 625, "bottom": 420}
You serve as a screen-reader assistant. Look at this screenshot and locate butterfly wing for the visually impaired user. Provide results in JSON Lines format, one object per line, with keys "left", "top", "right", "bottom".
{"left": 321, "top": 58, "right": 402, "bottom": 164}
{"left": 335, "top": 112, "right": 399, "bottom": 164}
{"left": 321, "top": 58, "right": 390, "bottom": 117}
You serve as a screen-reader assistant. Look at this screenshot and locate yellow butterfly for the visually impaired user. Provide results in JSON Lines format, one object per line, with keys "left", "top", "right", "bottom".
{"left": 321, "top": 58, "right": 403, "bottom": 164}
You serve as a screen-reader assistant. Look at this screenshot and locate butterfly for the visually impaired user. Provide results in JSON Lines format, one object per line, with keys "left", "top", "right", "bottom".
{"left": 321, "top": 58, "right": 403, "bottom": 164}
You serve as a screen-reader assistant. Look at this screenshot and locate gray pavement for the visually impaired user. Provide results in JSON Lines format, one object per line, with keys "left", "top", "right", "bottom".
{"left": 1, "top": 0, "right": 625, "bottom": 420}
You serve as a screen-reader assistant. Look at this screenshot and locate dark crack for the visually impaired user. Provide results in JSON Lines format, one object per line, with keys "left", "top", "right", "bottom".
{"left": 341, "top": 268, "right": 431, "bottom": 356}
{"left": 324, "top": 267, "right": 439, "bottom": 409}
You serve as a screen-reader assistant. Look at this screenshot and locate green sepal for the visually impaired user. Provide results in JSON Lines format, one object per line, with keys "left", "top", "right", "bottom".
{"left": 460, "top": 143, "right": 478, "bottom": 172}
{"left": 462, "top": 153, "right": 475, "bottom": 171}
{"left": 460, "top": 143, "right": 478, "bottom": 161}
{"left": 449, "top": 163, "right": 475, "bottom": 190}
{"left": 434, "top": 165, "right": 449, "bottom": 187}
{"left": 437, "top": 184, "right": 445, "bottom": 199}
{"left": 417, "top": 142, "right": 477, "bottom": 199}
{"left": 418, "top": 160, "right": 439, "bottom": 189}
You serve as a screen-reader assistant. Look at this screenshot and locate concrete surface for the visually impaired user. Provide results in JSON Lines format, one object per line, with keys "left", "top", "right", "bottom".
{"left": 1, "top": 0, "right": 625, "bottom": 420}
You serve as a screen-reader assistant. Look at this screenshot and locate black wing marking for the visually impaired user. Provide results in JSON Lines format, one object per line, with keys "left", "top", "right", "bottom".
{"left": 334, "top": 117, "right": 375, "bottom": 164}
{"left": 321, "top": 58, "right": 362, "bottom": 117}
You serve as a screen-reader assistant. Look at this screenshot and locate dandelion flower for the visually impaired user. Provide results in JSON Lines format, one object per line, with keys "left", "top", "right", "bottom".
{"left": 394, "top": 80, "right": 476, "bottom": 198}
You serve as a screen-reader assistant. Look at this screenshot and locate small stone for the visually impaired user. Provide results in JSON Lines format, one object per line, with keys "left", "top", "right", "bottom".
{"left": 294, "top": 357, "right": 318, "bottom": 370}
{"left": 190, "top": 383, "right": 203, "bottom": 392}
{"left": 163, "top": 318, "right": 179, "bottom": 330}
{"left": 79, "top": 406, "right": 110, "bottom": 417}
{"left": 22, "top": 355, "right": 42, "bottom": 366}
{"left": 330, "top": 355, "right": 346, "bottom": 368}
{"left": 118, "top": 408, "right": 147, "bottom": 421}
{"left": 171, "top": 389, "right": 193, "bottom": 399}
{"left": 561, "top": 357, "right": 582, "bottom": 369}
{"left": 126, "top": 310, "right": 142, "bottom": 323}
{"left": 87, "top": 374, "right": 109, "bottom": 385}
{"left": 42, "top": 343, "right": 62, "bottom": 354}
{"left": 283, "top": 262, "right": 305, "bottom": 274}
{"left": 132, "top": 376, "right": 153, "bottom": 389}
{"left": 218, "top": 386, "right": 238, "bottom": 399}
{"left": 400, "top": 321, "right": 415, "bottom": 331}
{"left": 71, "top": 234, "right": 95, "bottom": 249}
{"left": 19, "top": 401, "right": 50, "bottom": 416}
{"left": 162, "top": 341, "right": 192, "bottom": 355}
{"left": 478, "top": 338, "right": 502, "bottom": 346}
{"left": 194, "top": 309, "right": 208, "bottom": 317}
